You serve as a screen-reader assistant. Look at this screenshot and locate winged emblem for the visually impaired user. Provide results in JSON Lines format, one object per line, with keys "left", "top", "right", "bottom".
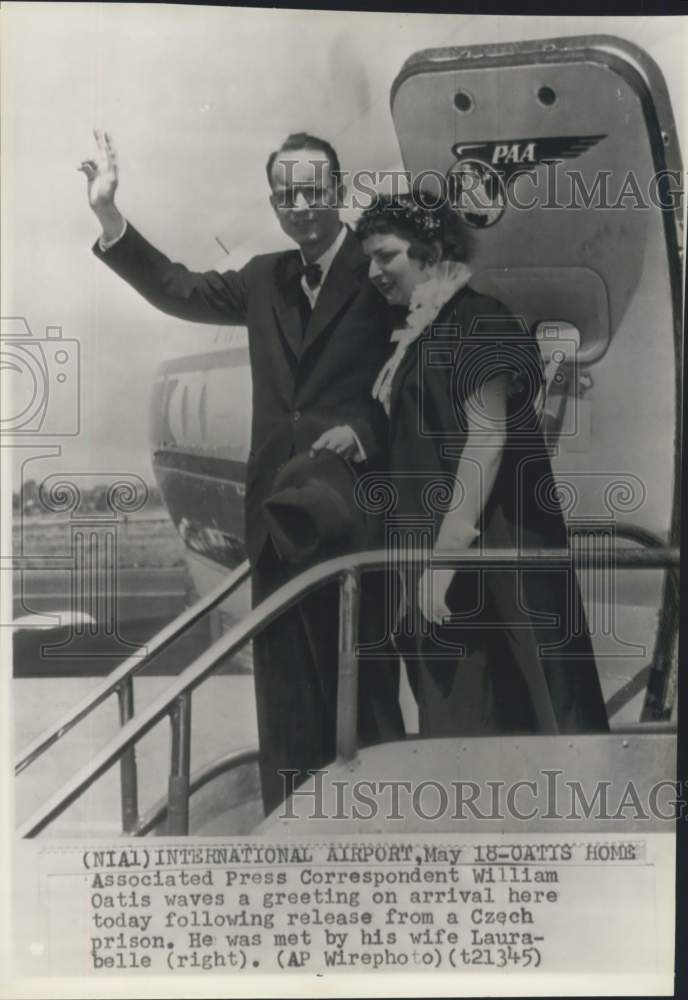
{"left": 451, "top": 134, "right": 606, "bottom": 184}
{"left": 446, "top": 134, "right": 607, "bottom": 228}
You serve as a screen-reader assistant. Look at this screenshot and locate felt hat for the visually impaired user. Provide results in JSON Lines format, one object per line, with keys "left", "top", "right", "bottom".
{"left": 262, "top": 449, "right": 370, "bottom": 567}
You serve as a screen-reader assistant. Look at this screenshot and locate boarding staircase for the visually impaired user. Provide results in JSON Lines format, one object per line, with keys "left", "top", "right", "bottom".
{"left": 14, "top": 526, "right": 679, "bottom": 839}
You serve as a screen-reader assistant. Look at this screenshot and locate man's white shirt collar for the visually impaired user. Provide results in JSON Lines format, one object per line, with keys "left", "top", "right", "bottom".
{"left": 300, "top": 224, "right": 347, "bottom": 307}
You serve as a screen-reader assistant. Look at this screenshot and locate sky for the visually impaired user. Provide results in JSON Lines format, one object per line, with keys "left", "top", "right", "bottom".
{"left": 2, "top": 4, "right": 687, "bottom": 491}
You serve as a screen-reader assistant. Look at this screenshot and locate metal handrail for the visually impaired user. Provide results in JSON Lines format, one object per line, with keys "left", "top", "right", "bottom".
{"left": 133, "top": 747, "right": 260, "bottom": 836}
{"left": 14, "top": 559, "right": 251, "bottom": 776}
{"left": 567, "top": 522, "right": 680, "bottom": 722}
{"left": 14, "top": 524, "right": 674, "bottom": 778}
{"left": 13, "top": 527, "right": 675, "bottom": 776}
{"left": 17, "top": 544, "right": 679, "bottom": 838}
{"left": 580, "top": 523, "right": 679, "bottom": 597}
{"left": 136, "top": 712, "right": 678, "bottom": 836}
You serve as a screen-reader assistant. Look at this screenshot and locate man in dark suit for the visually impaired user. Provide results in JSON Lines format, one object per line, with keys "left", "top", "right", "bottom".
{"left": 80, "top": 129, "right": 404, "bottom": 814}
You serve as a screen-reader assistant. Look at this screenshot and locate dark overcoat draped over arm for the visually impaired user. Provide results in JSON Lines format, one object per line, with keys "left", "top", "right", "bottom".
{"left": 94, "top": 225, "right": 391, "bottom": 565}
{"left": 388, "top": 285, "right": 609, "bottom": 735}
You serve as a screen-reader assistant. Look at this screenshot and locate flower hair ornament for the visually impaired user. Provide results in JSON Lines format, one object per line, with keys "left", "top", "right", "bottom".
{"left": 372, "top": 259, "right": 472, "bottom": 416}
{"left": 363, "top": 194, "right": 444, "bottom": 243}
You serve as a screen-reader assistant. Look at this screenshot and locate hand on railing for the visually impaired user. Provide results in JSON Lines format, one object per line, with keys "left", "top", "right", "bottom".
{"left": 16, "top": 545, "right": 678, "bottom": 838}
{"left": 417, "top": 568, "right": 453, "bottom": 625}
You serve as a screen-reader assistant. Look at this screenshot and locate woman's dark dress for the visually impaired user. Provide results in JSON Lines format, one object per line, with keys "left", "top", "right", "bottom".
{"left": 387, "top": 286, "right": 609, "bottom": 736}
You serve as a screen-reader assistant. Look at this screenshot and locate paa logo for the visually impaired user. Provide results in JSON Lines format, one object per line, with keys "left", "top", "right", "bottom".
{"left": 447, "top": 134, "right": 606, "bottom": 228}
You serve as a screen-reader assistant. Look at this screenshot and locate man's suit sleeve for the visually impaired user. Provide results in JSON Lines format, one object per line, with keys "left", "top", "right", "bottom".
{"left": 93, "top": 222, "right": 250, "bottom": 325}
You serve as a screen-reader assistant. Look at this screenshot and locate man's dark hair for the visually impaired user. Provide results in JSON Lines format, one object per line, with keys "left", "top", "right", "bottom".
{"left": 266, "top": 132, "right": 342, "bottom": 194}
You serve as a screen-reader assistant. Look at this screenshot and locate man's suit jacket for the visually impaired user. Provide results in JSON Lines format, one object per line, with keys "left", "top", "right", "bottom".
{"left": 94, "top": 224, "right": 391, "bottom": 565}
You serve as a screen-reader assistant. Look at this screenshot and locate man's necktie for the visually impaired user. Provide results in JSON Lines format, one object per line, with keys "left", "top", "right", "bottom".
{"left": 301, "top": 261, "right": 323, "bottom": 290}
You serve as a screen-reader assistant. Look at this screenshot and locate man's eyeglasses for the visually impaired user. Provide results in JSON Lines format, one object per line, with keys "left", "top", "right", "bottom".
{"left": 273, "top": 183, "right": 338, "bottom": 210}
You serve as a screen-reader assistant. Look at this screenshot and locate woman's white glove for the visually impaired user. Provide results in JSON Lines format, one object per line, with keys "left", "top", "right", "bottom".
{"left": 310, "top": 425, "right": 363, "bottom": 461}
{"left": 418, "top": 520, "right": 480, "bottom": 625}
{"left": 417, "top": 567, "right": 455, "bottom": 625}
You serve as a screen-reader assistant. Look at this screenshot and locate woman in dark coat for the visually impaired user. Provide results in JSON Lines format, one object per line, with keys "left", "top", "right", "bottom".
{"left": 356, "top": 194, "right": 608, "bottom": 737}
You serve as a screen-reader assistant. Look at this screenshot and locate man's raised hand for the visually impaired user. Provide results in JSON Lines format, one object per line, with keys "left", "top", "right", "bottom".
{"left": 78, "top": 130, "right": 125, "bottom": 242}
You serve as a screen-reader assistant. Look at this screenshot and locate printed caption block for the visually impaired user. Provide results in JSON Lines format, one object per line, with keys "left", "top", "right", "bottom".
{"left": 12, "top": 834, "right": 674, "bottom": 990}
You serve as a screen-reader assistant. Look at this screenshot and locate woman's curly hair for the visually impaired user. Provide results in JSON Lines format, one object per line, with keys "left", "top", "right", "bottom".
{"left": 356, "top": 188, "right": 473, "bottom": 264}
